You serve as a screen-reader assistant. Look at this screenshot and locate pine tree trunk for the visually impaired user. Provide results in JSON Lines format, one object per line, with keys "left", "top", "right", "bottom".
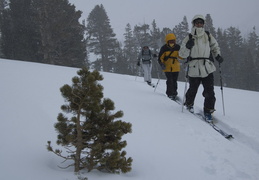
{"left": 37, "top": 1, "right": 55, "bottom": 64}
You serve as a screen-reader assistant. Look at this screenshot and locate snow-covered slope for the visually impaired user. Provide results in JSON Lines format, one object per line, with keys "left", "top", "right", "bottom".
{"left": 0, "top": 58, "right": 259, "bottom": 180}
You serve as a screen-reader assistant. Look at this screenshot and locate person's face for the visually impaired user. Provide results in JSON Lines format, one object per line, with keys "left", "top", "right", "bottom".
{"left": 168, "top": 40, "right": 175, "bottom": 47}
{"left": 194, "top": 19, "right": 204, "bottom": 28}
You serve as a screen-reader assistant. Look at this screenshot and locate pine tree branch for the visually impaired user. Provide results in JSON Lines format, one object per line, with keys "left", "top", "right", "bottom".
{"left": 58, "top": 163, "right": 74, "bottom": 169}
{"left": 47, "top": 141, "right": 74, "bottom": 160}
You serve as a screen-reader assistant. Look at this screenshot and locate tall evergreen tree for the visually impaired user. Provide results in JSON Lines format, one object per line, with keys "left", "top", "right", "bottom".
{"left": 0, "top": 1, "right": 10, "bottom": 59}
{"left": 113, "top": 42, "right": 129, "bottom": 74}
{"left": 214, "top": 28, "right": 229, "bottom": 87}
{"left": 33, "top": 0, "right": 86, "bottom": 67}
{"left": 123, "top": 23, "right": 139, "bottom": 75}
{"left": 1, "top": 0, "right": 40, "bottom": 61}
{"left": 242, "top": 27, "right": 259, "bottom": 90}
{"left": 204, "top": 14, "right": 217, "bottom": 38}
{"left": 150, "top": 20, "right": 161, "bottom": 79}
{"left": 47, "top": 67, "right": 132, "bottom": 173}
{"left": 0, "top": 0, "right": 7, "bottom": 57}
{"left": 86, "top": 4, "right": 118, "bottom": 72}
{"left": 173, "top": 16, "right": 189, "bottom": 45}
{"left": 150, "top": 19, "right": 161, "bottom": 52}
{"left": 224, "top": 26, "right": 243, "bottom": 88}
{"left": 246, "top": 26, "right": 259, "bottom": 63}
{"left": 133, "top": 23, "right": 152, "bottom": 48}
{"left": 241, "top": 47, "right": 256, "bottom": 90}
{"left": 0, "top": 0, "right": 5, "bottom": 13}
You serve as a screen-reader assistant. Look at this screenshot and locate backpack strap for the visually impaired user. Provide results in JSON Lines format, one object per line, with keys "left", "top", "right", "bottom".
{"left": 188, "top": 31, "right": 213, "bottom": 62}
{"left": 165, "top": 45, "right": 180, "bottom": 59}
{"left": 188, "top": 31, "right": 211, "bottom": 42}
{"left": 188, "top": 33, "right": 193, "bottom": 40}
{"left": 205, "top": 31, "right": 211, "bottom": 42}
{"left": 165, "top": 50, "right": 174, "bottom": 59}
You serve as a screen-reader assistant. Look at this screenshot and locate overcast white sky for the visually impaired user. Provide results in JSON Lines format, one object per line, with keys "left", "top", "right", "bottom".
{"left": 69, "top": 0, "right": 259, "bottom": 40}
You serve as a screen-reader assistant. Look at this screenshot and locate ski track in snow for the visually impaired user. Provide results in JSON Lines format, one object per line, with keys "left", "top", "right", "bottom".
{"left": 159, "top": 88, "right": 259, "bottom": 156}
{"left": 216, "top": 120, "right": 259, "bottom": 155}
{"left": 186, "top": 106, "right": 259, "bottom": 156}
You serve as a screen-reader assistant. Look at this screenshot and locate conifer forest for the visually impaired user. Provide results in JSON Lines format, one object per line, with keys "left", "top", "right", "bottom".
{"left": 0, "top": 0, "right": 258, "bottom": 91}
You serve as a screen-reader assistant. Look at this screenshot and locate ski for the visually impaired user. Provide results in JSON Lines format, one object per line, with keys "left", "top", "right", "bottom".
{"left": 192, "top": 112, "right": 233, "bottom": 139}
{"left": 147, "top": 83, "right": 155, "bottom": 88}
{"left": 167, "top": 95, "right": 182, "bottom": 105}
{"left": 171, "top": 98, "right": 181, "bottom": 105}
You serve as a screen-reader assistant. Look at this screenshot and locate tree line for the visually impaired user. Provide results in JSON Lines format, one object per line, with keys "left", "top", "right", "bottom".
{"left": 0, "top": 0, "right": 258, "bottom": 91}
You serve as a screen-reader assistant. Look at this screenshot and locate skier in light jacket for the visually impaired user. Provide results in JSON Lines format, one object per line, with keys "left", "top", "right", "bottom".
{"left": 179, "top": 14, "right": 224, "bottom": 122}
{"left": 137, "top": 46, "right": 157, "bottom": 86}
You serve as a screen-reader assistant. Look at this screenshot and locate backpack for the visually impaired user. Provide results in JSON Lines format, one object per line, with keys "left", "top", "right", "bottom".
{"left": 141, "top": 49, "right": 152, "bottom": 63}
{"left": 188, "top": 31, "right": 214, "bottom": 62}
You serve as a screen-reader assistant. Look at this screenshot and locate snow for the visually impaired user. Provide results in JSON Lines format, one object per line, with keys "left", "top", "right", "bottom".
{"left": 0, "top": 58, "right": 259, "bottom": 180}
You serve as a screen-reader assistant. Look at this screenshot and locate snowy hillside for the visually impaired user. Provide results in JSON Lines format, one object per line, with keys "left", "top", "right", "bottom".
{"left": 0, "top": 58, "right": 259, "bottom": 180}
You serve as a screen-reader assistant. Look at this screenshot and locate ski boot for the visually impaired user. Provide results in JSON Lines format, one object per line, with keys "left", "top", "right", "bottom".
{"left": 185, "top": 104, "right": 194, "bottom": 113}
{"left": 204, "top": 112, "right": 213, "bottom": 123}
{"left": 168, "top": 95, "right": 177, "bottom": 101}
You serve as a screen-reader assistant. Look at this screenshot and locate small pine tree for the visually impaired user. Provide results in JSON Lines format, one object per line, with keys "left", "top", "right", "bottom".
{"left": 47, "top": 67, "right": 132, "bottom": 173}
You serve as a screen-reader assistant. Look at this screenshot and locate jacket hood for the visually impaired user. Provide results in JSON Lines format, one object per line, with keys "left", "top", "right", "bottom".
{"left": 192, "top": 14, "right": 205, "bottom": 26}
{"left": 165, "top": 33, "right": 176, "bottom": 43}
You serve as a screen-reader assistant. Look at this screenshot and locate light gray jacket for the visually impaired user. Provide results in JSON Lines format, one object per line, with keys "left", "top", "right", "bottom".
{"left": 179, "top": 27, "right": 221, "bottom": 78}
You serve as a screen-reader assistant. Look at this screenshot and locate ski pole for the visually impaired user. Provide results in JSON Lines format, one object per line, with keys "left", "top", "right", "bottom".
{"left": 218, "top": 63, "right": 226, "bottom": 116}
{"left": 182, "top": 47, "right": 192, "bottom": 113}
{"left": 154, "top": 76, "right": 160, "bottom": 92}
{"left": 154, "top": 60, "right": 161, "bottom": 92}
{"left": 182, "top": 61, "right": 189, "bottom": 112}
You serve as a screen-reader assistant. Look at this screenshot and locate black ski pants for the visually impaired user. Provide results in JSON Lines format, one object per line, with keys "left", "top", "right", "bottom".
{"left": 164, "top": 72, "right": 179, "bottom": 97}
{"left": 185, "top": 73, "right": 216, "bottom": 113}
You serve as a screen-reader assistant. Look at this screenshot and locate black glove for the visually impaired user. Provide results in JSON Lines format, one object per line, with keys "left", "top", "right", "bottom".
{"left": 137, "top": 61, "right": 140, "bottom": 66}
{"left": 153, "top": 54, "right": 157, "bottom": 58}
{"left": 186, "top": 39, "right": 194, "bottom": 49}
{"left": 159, "top": 63, "right": 166, "bottom": 70}
{"left": 215, "top": 54, "right": 223, "bottom": 63}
